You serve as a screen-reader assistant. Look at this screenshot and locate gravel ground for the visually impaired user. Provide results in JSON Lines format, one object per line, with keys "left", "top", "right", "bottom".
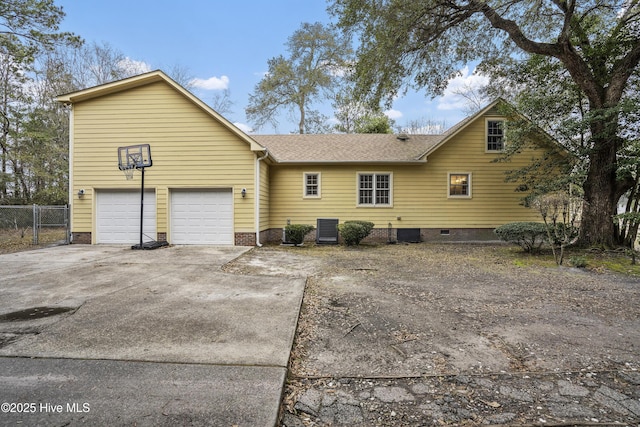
{"left": 223, "top": 243, "right": 640, "bottom": 426}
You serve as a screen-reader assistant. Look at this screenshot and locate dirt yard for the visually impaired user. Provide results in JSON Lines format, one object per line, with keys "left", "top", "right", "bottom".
{"left": 223, "top": 243, "right": 640, "bottom": 426}
{"left": 0, "top": 228, "right": 68, "bottom": 254}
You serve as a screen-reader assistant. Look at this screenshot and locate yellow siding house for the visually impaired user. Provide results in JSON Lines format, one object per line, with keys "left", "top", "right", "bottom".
{"left": 57, "top": 71, "right": 267, "bottom": 246}
{"left": 58, "top": 71, "right": 551, "bottom": 246}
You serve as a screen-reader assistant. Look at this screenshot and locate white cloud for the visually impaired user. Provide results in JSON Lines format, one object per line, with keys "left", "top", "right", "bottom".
{"left": 233, "top": 122, "right": 253, "bottom": 133}
{"left": 190, "top": 75, "right": 230, "bottom": 90}
{"left": 437, "top": 66, "right": 489, "bottom": 111}
{"left": 384, "top": 109, "right": 403, "bottom": 120}
{"left": 117, "top": 57, "right": 152, "bottom": 75}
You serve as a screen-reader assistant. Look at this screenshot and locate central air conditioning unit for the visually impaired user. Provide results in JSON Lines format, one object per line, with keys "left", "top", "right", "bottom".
{"left": 316, "top": 218, "right": 339, "bottom": 244}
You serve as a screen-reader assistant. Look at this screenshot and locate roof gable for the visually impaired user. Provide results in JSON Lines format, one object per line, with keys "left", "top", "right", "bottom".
{"left": 57, "top": 70, "right": 265, "bottom": 153}
{"left": 252, "top": 99, "right": 514, "bottom": 164}
{"left": 416, "top": 99, "right": 508, "bottom": 159}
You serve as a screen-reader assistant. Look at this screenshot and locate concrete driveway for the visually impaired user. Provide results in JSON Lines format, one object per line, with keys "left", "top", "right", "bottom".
{"left": 0, "top": 245, "right": 305, "bottom": 426}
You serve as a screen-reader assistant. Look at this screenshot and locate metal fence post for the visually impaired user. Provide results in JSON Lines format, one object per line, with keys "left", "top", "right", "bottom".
{"left": 65, "top": 204, "right": 70, "bottom": 244}
{"left": 33, "top": 204, "right": 38, "bottom": 245}
{"left": 0, "top": 204, "right": 70, "bottom": 249}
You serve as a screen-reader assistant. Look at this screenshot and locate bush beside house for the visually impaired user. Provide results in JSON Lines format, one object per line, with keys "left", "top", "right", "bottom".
{"left": 284, "top": 224, "right": 315, "bottom": 246}
{"left": 338, "top": 220, "right": 375, "bottom": 246}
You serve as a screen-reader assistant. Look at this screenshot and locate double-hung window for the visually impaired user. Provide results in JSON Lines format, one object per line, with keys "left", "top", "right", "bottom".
{"left": 448, "top": 173, "right": 472, "bottom": 198}
{"left": 303, "top": 172, "right": 320, "bottom": 198}
{"left": 358, "top": 173, "right": 392, "bottom": 206}
{"left": 486, "top": 119, "right": 505, "bottom": 152}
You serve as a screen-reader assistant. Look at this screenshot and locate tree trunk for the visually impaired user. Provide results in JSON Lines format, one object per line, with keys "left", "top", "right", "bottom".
{"left": 298, "top": 98, "right": 306, "bottom": 134}
{"left": 579, "top": 118, "right": 619, "bottom": 247}
{"left": 580, "top": 160, "right": 616, "bottom": 246}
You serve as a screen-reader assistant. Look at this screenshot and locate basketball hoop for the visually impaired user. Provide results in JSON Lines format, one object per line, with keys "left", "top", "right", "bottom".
{"left": 118, "top": 144, "right": 152, "bottom": 175}
{"left": 122, "top": 166, "right": 135, "bottom": 180}
{"left": 117, "top": 144, "right": 154, "bottom": 250}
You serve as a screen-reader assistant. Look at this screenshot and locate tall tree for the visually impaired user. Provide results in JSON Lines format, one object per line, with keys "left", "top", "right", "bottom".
{"left": 333, "top": 88, "right": 394, "bottom": 133}
{"left": 355, "top": 113, "right": 394, "bottom": 133}
{"left": 398, "top": 117, "right": 448, "bottom": 135}
{"left": 331, "top": 0, "right": 640, "bottom": 247}
{"left": 0, "top": 0, "right": 79, "bottom": 203}
{"left": 246, "top": 22, "right": 352, "bottom": 134}
{"left": 0, "top": 0, "right": 80, "bottom": 61}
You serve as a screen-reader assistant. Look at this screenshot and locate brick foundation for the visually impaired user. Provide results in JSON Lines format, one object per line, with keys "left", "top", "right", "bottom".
{"left": 71, "top": 232, "right": 91, "bottom": 244}
{"left": 262, "top": 227, "right": 498, "bottom": 245}
{"left": 72, "top": 228, "right": 497, "bottom": 246}
{"left": 234, "top": 232, "right": 256, "bottom": 246}
{"left": 420, "top": 228, "right": 497, "bottom": 242}
{"left": 259, "top": 229, "right": 273, "bottom": 245}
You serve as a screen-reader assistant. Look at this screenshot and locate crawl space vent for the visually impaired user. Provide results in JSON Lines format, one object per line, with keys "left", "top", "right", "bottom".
{"left": 397, "top": 228, "right": 421, "bottom": 243}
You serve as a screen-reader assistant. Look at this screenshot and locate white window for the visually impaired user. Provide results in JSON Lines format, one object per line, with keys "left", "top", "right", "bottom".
{"left": 486, "top": 119, "right": 505, "bottom": 152}
{"left": 358, "top": 173, "right": 392, "bottom": 206}
{"left": 304, "top": 172, "right": 321, "bottom": 198}
{"left": 448, "top": 173, "right": 472, "bottom": 198}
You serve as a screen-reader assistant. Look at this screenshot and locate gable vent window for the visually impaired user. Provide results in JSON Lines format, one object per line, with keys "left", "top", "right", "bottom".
{"left": 358, "top": 173, "right": 392, "bottom": 206}
{"left": 487, "top": 119, "right": 504, "bottom": 152}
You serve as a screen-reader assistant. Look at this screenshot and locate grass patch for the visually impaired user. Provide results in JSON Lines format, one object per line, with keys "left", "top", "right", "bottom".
{"left": 286, "top": 242, "right": 640, "bottom": 277}
{"left": 498, "top": 244, "right": 640, "bottom": 276}
{"left": 497, "top": 246, "right": 558, "bottom": 268}
{"left": 586, "top": 251, "right": 640, "bottom": 276}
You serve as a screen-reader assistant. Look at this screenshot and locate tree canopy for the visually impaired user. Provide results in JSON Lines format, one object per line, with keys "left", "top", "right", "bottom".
{"left": 332, "top": 89, "right": 395, "bottom": 133}
{"left": 0, "top": 0, "right": 81, "bottom": 204}
{"left": 331, "top": 0, "right": 640, "bottom": 246}
{"left": 0, "top": 0, "right": 80, "bottom": 60}
{"left": 246, "top": 22, "right": 352, "bottom": 134}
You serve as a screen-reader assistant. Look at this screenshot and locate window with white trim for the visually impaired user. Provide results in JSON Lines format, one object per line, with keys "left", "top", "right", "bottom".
{"left": 304, "top": 172, "right": 320, "bottom": 198}
{"left": 358, "top": 173, "right": 392, "bottom": 206}
{"left": 486, "top": 119, "right": 504, "bottom": 152}
{"left": 448, "top": 173, "right": 472, "bottom": 198}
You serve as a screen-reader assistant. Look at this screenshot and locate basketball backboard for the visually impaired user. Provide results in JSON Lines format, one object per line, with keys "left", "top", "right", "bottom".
{"left": 118, "top": 144, "right": 152, "bottom": 171}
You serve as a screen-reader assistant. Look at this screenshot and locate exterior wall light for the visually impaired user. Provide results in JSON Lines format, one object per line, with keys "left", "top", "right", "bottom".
{"left": 241, "top": 188, "right": 247, "bottom": 198}
{"left": 77, "top": 189, "right": 85, "bottom": 198}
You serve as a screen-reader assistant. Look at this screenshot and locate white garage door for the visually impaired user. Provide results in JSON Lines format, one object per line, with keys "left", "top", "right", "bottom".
{"left": 170, "top": 189, "right": 233, "bottom": 245}
{"left": 96, "top": 190, "right": 156, "bottom": 244}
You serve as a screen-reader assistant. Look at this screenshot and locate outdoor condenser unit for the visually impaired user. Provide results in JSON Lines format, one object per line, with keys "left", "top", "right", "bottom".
{"left": 316, "top": 218, "right": 339, "bottom": 244}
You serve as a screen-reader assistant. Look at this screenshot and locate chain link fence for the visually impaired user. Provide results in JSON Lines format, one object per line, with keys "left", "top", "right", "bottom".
{"left": 0, "top": 205, "right": 70, "bottom": 251}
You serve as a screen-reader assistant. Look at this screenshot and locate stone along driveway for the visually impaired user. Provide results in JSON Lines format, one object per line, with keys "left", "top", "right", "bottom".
{"left": 223, "top": 244, "right": 640, "bottom": 426}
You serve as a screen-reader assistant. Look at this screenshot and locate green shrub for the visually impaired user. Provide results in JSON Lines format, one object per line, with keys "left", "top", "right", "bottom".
{"left": 494, "top": 222, "right": 547, "bottom": 253}
{"left": 338, "top": 220, "right": 375, "bottom": 246}
{"left": 569, "top": 255, "right": 587, "bottom": 268}
{"left": 284, "top": 224, "right": 315, "bottom": 246}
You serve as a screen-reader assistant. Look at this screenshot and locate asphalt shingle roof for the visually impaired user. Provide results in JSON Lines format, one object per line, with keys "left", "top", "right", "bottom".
{"left": 252, "top": 133, "right": 443, "bottom": 163}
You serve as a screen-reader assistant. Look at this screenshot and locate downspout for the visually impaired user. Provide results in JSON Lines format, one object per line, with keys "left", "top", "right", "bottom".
{"left": 255, "top": 148, "right": 269, "bottom": 247}
{"left": 66, "top": 103, "right": 74, "bottom": 243}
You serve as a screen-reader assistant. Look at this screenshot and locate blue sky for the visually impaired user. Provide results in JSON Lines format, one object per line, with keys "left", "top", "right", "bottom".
{"left": 56, "top": 0, "right": 484, "bottom": 134}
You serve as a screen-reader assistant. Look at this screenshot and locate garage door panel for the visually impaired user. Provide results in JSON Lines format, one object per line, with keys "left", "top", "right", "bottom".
{"left": 170, "top": 189, "right": 233, "bottom": 245}
{"left": 96, "top": 190, "right": 156, "bottom": 244}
